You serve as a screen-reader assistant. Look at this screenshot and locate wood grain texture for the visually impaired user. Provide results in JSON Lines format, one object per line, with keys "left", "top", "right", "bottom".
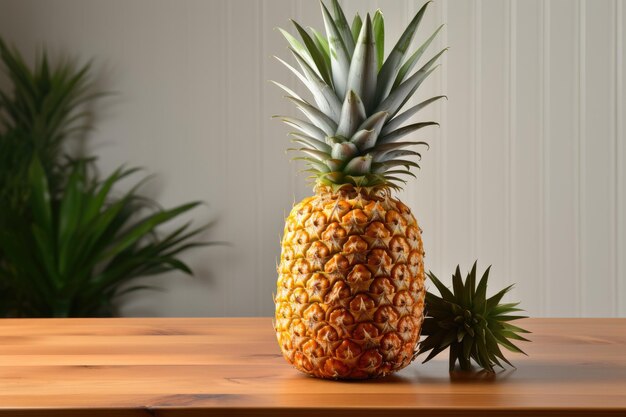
{"left": 0, "top": 318, "right": 624, "bottom": 417}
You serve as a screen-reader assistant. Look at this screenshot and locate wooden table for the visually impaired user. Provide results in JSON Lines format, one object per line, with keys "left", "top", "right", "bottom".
{"left": 0, "top": 318, "right": 624, "bottom": 416}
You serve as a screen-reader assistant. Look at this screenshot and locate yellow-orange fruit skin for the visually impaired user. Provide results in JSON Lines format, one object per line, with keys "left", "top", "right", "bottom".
{"left": 274, "top": 186, "right": 425, "bottom": 379}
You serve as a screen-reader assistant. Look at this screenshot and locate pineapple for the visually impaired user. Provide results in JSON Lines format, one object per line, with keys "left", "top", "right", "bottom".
{"left": 273, "top": 0, "right": 445, "bottom": 379}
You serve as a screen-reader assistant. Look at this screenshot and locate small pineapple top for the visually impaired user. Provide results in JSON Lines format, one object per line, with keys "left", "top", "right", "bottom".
{"left": 274, "top": 0, "right": 446, "bottom": 191}
{"left": 419, "top": 262, "right": 530, "bottom": 372}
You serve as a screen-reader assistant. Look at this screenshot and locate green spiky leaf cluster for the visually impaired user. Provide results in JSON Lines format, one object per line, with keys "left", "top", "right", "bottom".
{"left": 419, "top": 262, "right": 530, "bottom": 372}
{"left": 274, "top": 0, "right": 446, "bottom": 190}
{"left": 0, "top": 38, "right": 220, "bottom": 317}
{"left": 0, "top": 158, "right": 215, "bottom": 317}
{"left": 0, "top": 38, "right": 99, "bottom": 213}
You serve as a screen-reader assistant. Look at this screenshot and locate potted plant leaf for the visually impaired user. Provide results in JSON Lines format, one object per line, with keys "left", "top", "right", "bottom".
{"left": 0, "top": 39, "right": 216, "bottom": 317}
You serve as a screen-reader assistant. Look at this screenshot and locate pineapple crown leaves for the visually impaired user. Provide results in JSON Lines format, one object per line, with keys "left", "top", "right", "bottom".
{"left": 418, "top": 261, "right": 531, "bottom": 373}
{"left": 272, "top": 0, "right": 447, "bottom": 190}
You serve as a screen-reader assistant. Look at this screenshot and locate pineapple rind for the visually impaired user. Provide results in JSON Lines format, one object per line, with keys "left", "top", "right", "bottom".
{"left": 275, "top": 186, "right": 425, "bottom": 379}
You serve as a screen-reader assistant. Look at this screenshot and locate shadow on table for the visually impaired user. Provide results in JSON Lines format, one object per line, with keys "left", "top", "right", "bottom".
{"left": 407, "top": 360, "right": 626, "bottom": 385}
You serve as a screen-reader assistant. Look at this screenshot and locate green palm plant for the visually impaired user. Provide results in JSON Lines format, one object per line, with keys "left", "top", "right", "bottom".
{"left": 0, "top": 38, "right": 97, "bottom": 212}
{"left": 0, "top": 38, "right": 216, "bottom": 317}
{"left": 0, "top": 37, "right": 100, "bottom": 315}
{"left": 0, "top": 158, "right": 211, "bottom": 317}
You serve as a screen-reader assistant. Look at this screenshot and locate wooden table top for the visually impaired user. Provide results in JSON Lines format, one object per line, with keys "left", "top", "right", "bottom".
{"left": 0, "top": 318, "right": 624, "bottom": 416}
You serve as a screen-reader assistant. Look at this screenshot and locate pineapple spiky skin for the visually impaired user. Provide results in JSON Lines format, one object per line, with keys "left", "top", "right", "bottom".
{"left": 275, "top": 185, "right": 425, "bottom": 379}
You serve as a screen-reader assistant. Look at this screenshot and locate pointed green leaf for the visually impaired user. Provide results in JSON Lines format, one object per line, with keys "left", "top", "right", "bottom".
{"left": 277, "top": 116, "right": 327, "bottom": 141}
{"left": 289, "top": 49, "right": 342, "bottom": 121}
{"left": 421, "top": 345, "right": 448, "bottom": 364}
{"left": 330, "top": 0, "right": 355, "bottom": 54}
{"left": 320, "top": 171, "right": 345, "bottom": 184}
{"left": 493, "top": 332, "right": 526, "bottom": 354}
{"left": 331, "top": 141, "right": 358, "bottom": 160}
{"left": 290, "top": 132, "right": 332, "bottom": 153}
{"left": 291, "top": 20, "right": 333, "bottom": 86}
{"left": 100, "top": 201, "right": 202, "bottom": 262}
{"left": 286, "top": 96, "right": 338, "bottom": 136}
{"left": 298, "top": 148, "right": 331, "bottom": 161}
{"left": 419, "top": 329, "right": 446, "bottom": 352}
{"left": 475, "top": 328, "right": 495, "bottom": 372}
{"left": 349, "top": 129, "right": 377, "bottom": 151}
{"left": 115, "top": 285, "right": 163, "bottom": 298}
{"left": 270, "top": 80, "right": 304, "bottom": 101}
{"left": 486, "top": 284, "right": 515, "bottom": 312}
{"left": 310, "top": 27, "right": 331, "bottom": 68}
{"left": 452, "top": 265, "right": 465, "bottom": 304}
{"left": 373, "top": 149, "right": 421, "bottom": 163}
{"left": 372, "top": 159, "right": 420, "bottom": 174}
{"left": 336, "top": 90, "right": 366, "bottom": 138}
{"left": 274, "top": 55, "right": 313, "bottom": 93}
{"left": 84, "top": 166, "right": 141, "bottom": 222}
{"left": 57, "top": 162, "right": 89, "bottom": 276}
{"left": 30, "top": 224, "right": 60, "bottom": 288}
{"left": 501, "top": 330, "right": 531, "bottom": 342}
{"left": 375, "top": 1, "right": 430, "bottom": 103}
{"left": 427, "top": 271, "right": 456, "bottom": 302}
{"left": 462, "top": 333, "right": 474, "bottom": 362}
{"left": 320, "top": 1, "right": 351, "bottom": 100}
{"left": 384, "top": 169, "right": 417, "bottom": 179}
{"left": 355, "top": 110, "right": 388, "bottom": 139}
{"left": 375, "top": 65, "right": 438, "bottom": 118}
{"left": 383, "top": 175, "right": 407, "bottom": 184}
{"left": 497, "top": 315, "right": 529, "bottom": 322}
{"left": 502, "top": 322, "right": 531, "bottom": 334}
{"left": 464, "top": 261, "right": 477, "bottom": 307}
{"left": 474, "top": 265, "right": 491, "bottom": 313}
{"left": 393, "top": 25, "right": 445, "bottom": 89}
{"left": 28, "top": 158, "right": 53, "bottom": 236}
{"left": 378, "top": 121, "right": 439, "bottom": 144}
{"left": 162, "top": 258, "right": 193, "bottom": 275}
{"left": 367, "top": 141, "right": 427, "bottom": 154}
{"left": 346, "top": 14, "right": 377, "bottom": 113}
{"left": 491, "top": 302, "right": 525, "bottom": 315}
{"left": 277, "top": 27, "right": 319, "bottom": 76}
{"left": 292, "top": 157, "right": 331, "bottom": 172}
{"left": 485, "top": 328, "right": 515, "bottom": 367}
{"left": 343, "top": 155, "right": 372, "bottom": 175}
{"left": 351, "top": 13, "right": 363, "bottom": 44}
{"left": 372, "top": 10, "right": 385, "bottom": 70}
{"left": 325, "top": 158, "right": 344, "bottom": 171}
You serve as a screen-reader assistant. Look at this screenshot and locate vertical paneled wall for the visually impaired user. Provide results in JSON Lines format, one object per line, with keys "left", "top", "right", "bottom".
{"left": 0, "top": 0, "right": 623, "bottom": 317}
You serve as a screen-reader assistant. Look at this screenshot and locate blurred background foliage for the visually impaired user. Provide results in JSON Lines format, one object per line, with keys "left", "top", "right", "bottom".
{"left": 0, "top": 39, "right": 215, "bottom": 317}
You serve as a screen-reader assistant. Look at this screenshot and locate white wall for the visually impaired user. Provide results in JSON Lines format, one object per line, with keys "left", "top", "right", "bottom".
{"left": 0, "top": 0, "right": 624, "bottom": 317}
